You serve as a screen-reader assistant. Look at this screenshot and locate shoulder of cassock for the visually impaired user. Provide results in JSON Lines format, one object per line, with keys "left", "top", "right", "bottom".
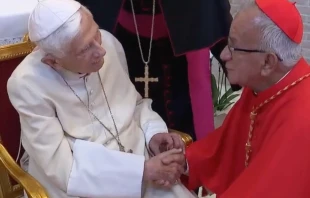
{"left": 8, "top": 29, "right": 127, "bottom": 88}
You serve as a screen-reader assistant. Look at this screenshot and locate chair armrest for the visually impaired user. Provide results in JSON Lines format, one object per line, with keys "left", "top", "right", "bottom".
{"left": 0, "top": 144, "right": 48, "bottom": 198}
{"left": 168, "top": 129, "right": 193, "bottom": 147}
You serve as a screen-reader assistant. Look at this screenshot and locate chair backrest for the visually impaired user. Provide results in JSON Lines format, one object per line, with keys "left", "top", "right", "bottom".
{"left": 0, "top": 34, "right": 35, "bottom": 160}
{"left": 0, "top": 34, "right": 35, "bottom": 197}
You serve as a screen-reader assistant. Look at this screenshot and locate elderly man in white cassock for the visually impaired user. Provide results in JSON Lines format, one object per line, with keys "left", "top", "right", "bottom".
{"left": 7, "top": 0, "right": 197, "bottom": 197}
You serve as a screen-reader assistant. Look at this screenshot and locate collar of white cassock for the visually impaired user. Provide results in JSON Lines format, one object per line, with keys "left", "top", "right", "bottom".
{"left": 54, "top": 66, "right": 89, "bottom": 81}
{"left": 79, "top": 73, "right": 90, "bottom": 78}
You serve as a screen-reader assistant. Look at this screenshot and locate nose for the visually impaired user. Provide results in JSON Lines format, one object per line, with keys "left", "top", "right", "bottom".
{"left": 220, "top": 46, "right": 232, "bottom": 62}
{"left": 93, "top": 45, "right": 106, "bottom": 58}
{"left": 98, "top": 47, "right": 106, "bottom": 57}
{"left": 91, "top": 39, "right": 105, "bottom": 56}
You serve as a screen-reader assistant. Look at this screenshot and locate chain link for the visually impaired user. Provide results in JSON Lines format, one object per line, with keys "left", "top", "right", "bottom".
{"left": 245, "top": 72, "right": 310, "bottom": 167}
{"left": 56, "top": 71, "right": 126, "bottom": 152}
{"left": 129, "top": 0, "right": 156, "bottom": 65}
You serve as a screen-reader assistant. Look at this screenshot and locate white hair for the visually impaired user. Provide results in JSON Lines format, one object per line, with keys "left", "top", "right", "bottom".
{"left": 241, "top": 0, "right": 302, "bottom": 68}
{"left": 36, "top": 6, "right": 91, "bottom": 58}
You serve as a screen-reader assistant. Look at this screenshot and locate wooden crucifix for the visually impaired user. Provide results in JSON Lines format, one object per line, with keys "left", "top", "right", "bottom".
{"left": 135, "top": 65, "right": 158, "bottom": 98}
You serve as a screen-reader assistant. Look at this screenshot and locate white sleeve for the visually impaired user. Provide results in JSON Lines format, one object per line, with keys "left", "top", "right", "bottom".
{"left": 7, "top": 77, "right": 145, "bottom": 198}
{"left": 7, "top": 77, "right": 73, "bottom": 191}
{"left": 67, "top": 140, "right": 145, "bottom": 198}
{"left": 134, "top": 96, "right": 168, "bottom": 145}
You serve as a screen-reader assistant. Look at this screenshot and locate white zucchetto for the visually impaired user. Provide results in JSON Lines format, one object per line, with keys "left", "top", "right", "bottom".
{"left": 28, "top": 0, "right": 81, "bottom": 42}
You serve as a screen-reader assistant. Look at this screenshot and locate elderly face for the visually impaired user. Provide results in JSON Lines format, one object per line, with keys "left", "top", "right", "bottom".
{"left": 59, "top": 9, "right": 106, "bottom": 74}
{"left": 220, "top": 7, "right": 272, "bottom": 89}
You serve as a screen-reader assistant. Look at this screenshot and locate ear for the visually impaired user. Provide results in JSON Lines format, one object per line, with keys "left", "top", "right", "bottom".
{"left": 41, "top": 54, "right": 62, "bottom": 69}
{"left": 261, "top": 53, "right": 278, "bottom": 77}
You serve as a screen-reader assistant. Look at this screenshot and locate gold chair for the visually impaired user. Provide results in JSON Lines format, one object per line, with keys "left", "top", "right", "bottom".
{"left": 0, "top": 34, "right": 192, "bottom": 198}
{"left": 0, "top": 35, "right": 48, "bottom": 198}
{"left": 169, "top": 129, "right": 193, "bottom": 147}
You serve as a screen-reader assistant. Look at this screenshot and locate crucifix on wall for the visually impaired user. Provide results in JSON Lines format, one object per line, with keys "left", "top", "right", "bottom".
{"left": 135, "top": 65, "right": 158, "bottom": 98}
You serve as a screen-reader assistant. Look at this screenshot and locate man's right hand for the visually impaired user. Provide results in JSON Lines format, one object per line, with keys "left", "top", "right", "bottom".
{"left": 143, "top": 148, "right": 185, "bottom": 186}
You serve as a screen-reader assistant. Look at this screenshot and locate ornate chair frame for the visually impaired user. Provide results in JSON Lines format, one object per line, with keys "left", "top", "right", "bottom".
{"left": 0, "top": 35, "right": 48, "bottom": 198}
{"left": 169, "top": 129, "right": 193, "bottom": 147}
{"left": 0, "top": 35, "right": 35, "bottom": 61}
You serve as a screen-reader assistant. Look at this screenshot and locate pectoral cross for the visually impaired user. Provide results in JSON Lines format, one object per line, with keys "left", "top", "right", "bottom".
{"left": 135, "top": 64, "right": 158, "bottom": 98}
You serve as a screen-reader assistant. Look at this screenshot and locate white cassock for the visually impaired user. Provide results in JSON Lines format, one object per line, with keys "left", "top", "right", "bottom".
{"left": 7, "top": 30, "right": 197, "bottom": 198}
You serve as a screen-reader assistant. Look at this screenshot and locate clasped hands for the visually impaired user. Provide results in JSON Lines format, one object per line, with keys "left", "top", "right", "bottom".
{"left": 143, "top": 133, "right": 186, "bottom": 188}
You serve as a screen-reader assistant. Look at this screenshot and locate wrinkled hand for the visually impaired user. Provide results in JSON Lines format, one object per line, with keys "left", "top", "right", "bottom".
{"left": 143, "top": 149, "right": 185, "bottom": 187}
{"left": 153, "top": 149, "right": 187, "bottom": 188}
{"left": 149, "top": 133, "right": 184, "bottom": 156}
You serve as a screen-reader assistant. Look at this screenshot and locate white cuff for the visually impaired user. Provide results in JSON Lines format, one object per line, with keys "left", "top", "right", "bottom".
{"left": 67, "top": 140, "right": 145, "bottom": 198}
{"left": 143, "top": 120, "right": 168, "bottom": 145}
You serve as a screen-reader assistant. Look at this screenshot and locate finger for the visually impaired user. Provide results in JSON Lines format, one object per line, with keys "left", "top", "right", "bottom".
{"left": 174, "top": 162, "right": 185, "bottom": 173}
{"left": 165, "top": 163, "right": 185, "bottom": 176}
{"left": 171, "top": 163, "right": 185, "bottom": 175}
{"left": 157, "top": 165, "right": 183, "bottom": 186}
{"left": 155, "top": 171, "right": 174, "bottom": 184}
{"left": 164, "top": 134, "right": 174, "bottom": 150}
{"left": 175, "top": 134, "right": 185, "bottom": 151}
{"left": 153, "top": 180, "right": 172, "bottom": 189}
{"left": 159, "top": 148, "right": 182, "bottom": 158}
{"left": 165, "top": 166, "right": 182, "bottom": 182}
{"left": 154, "top": 179, "right": 165, "bottom": 186}
{"left": 155, "top": 165, "right": 177, "bottom": 183}
{"left": 163, "top": 180, "right": 172, "bottom": 188}
{"left": 161, "top": 153, "right": 185, "bottom": 165}
{"left": 150, "top": 145, "right": 161, "bottom": 156}
{"left": 170, "top": 133, "right": 183, "bottom": 150}
{"left": 159, "top": 143, "right": 168, "bottom": 153}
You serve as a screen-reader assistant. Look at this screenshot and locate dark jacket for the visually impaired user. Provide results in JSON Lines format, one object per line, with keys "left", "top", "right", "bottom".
{"left": 78, "top": 0, "right": 241, "bottom": 90}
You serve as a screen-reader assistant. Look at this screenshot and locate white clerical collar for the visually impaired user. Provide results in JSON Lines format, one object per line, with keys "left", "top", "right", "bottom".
{"left": 253, "top": 71, "right": 291, "bottom": 95}
{"left": 38, "top": 49, "right": 88, "bottom": 81}
{"left": 277, "top": 70, "right": 290, "bottom": 83}
{"left": 53, "top": 66, "right": 89, "bottom": 81}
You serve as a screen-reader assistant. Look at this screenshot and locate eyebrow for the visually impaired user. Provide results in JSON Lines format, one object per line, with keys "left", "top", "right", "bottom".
{"left": 77, "top": 26, "right": 100, "bottom": 55}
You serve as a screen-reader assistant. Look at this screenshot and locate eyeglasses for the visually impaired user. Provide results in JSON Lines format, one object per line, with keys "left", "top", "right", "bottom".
{"left": 227, "top": 46, "right": 283, "bottom": 61}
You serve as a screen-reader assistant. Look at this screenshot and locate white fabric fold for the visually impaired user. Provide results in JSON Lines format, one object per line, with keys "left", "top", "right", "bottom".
{"left": 67, "top": 139, "right": 145, "bottom": 198}
{"left": 134, "top": 98, "right": 168, "bottom": 145}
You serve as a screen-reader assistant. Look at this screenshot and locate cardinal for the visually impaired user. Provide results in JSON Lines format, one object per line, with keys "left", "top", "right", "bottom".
{"left": 182, "top": 0, "right": 310, "bottom": 197}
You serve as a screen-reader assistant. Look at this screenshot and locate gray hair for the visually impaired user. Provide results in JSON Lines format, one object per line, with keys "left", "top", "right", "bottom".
{"left": 35, "top": 6, "right": 91, "bottom": 58}
{"left": 241, "top": 0, "right": 302, "bottom": 68}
